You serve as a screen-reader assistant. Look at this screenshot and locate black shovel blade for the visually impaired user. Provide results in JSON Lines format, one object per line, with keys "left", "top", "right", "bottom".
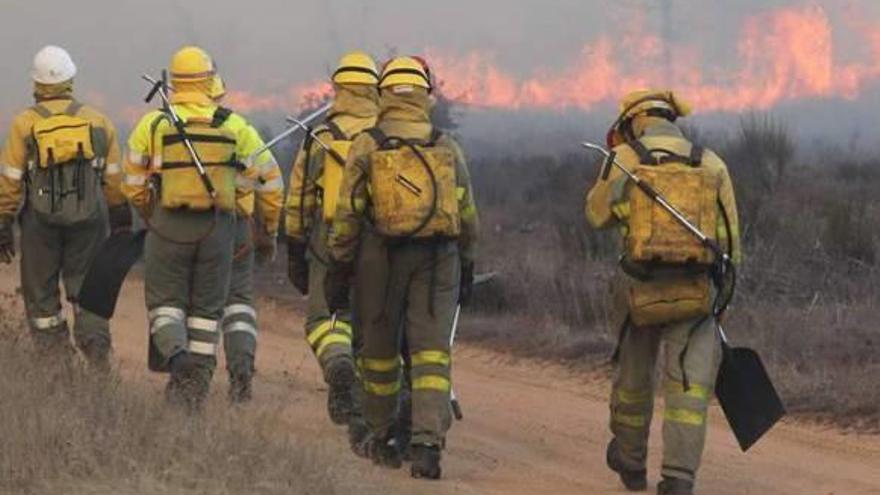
{"left": 78, "top": 230, "right": 147, "bottom": 319}
{"left": 716, "top": 342, "right": 786, "bottom": 452}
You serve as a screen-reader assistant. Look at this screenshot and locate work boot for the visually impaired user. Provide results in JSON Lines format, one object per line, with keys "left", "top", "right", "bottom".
{"left": 325, "top": 357, "right": 356, "bottom": 425}
{"left": 368, "top": 433, "right": 403, "bottom": 469}
{"left": 80, "top": 341, "right": 112, "bottom": 374}
{"left": 228, "top": 371, "right": 253, "bottom": 404}
{"left": 607, "top": 439, "right": 648, "bottom": 491}
{"left": 348, "top": 417, "right": 371, "bottom": 458}
{"left": 657, "top": 477, "right": 694, "bottom": 495}
{"left": 166, "top": 351, "right": 201, "bottom": 413}
{"left": 410, "top": 444, "right": 442, "bottom": 480}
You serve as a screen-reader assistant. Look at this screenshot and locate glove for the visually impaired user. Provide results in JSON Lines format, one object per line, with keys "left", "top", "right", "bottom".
{"left": 287, "top": 238, "right": 309, "bottom": 295}
{"left": 0, "top": 217, "right": 14, "bottom": 264}
{"left": 256, "top": 235, "right": 278, "bottom": 266}
{"left": 107, "top": 204, "right": 133, "bottom": 234}
{"left": 324, "top": 260, "right": 354, "bottom": 313}
{"left": 459, "top": 259, "right": 475, "bottom": 305}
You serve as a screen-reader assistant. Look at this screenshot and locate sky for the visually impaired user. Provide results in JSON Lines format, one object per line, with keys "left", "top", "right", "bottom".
{"left": 1, "top": 0, "right": 879, "bottom": 143}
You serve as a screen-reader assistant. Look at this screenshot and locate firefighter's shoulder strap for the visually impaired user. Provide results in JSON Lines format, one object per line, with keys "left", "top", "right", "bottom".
{"left": 211, "top": 106, "right": 233, "bottom": 128}
{"left": 324, "top": 119, "right": 348, "bottom": 141}
{"left": 30, "top": 100, "right": 83, "bottom": 120}
{"left": 629, "top": 138, "right": 704, "bottom": 167}
{"left": 365, "top": 127, "right": 443, "bottom": 150}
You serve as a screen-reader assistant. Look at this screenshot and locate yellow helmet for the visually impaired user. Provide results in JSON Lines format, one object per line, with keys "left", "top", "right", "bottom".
{"left": 379, "top": 56, "right": 432, "bottom": 91}
{"left": 619, "top": 89, "right": 692, "bottom": 121}
{"left": 606, "top": 89, "right": 692, "bottom": 147}
{"left": 333, "top": 51, "right": 379, "bottom": 86}
{"left": 169, "top": 46, "right": 216, "bottom": 83}
{"left": 210, "top": 75, "right": 227, "bottom": 101}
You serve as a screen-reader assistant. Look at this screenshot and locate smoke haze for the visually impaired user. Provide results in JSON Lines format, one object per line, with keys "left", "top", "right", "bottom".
{"left": 1, "top": 0, "right": 878, "bottom": 145}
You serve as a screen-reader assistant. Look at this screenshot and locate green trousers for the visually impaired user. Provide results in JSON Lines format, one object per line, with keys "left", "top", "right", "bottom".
{"left": 356, "top": 232, "right": 459, "bottom": 447}
{"left": 19, "top": 206, "right": 110, "bottom": 363}
{"left": 144, "top": 208, "right": 235, "bottom": 393}
{"left": 610, "top": 315, "right": 722, "bottom": 483}
{"left": 305, "top": 221, "right": 354, "bottom": 379}
{"left": 222, "top": 219, "right": 258, "bottom": 379}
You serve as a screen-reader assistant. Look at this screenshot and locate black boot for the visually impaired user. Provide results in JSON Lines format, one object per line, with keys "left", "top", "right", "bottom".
{"left": 325, "top": 357, "right": 356, "bottom": 425}
{"left": 367, "top": 433, "right": 403, "bottom": 469}
{"left": 166, "top": 351, "right": 201, "bottom": 412}
{"left": 348, "top": 417, "right": 371, "bottom": 458}
{"left": 657, "top": 477, "right": 694, "bottom": 495}
{"left": 228, "top": 370, "right": 253, "bottom": 404}
{"left": 410, "top": 444, "right": 442, "bottom": 480}
{"left": 607, "top": 439, "right": 648, "bottom": 491}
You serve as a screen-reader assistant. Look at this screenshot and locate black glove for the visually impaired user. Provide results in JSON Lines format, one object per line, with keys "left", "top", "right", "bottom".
{"left": 459, "top": 259, "right": 475, "bottom": 305}
{"left": 107, "top": 204, "right": 133, "bottom": 234}
{"left": 0, "top": 217, "right": 14, "bottom": 264}
{"left": 324, "top": 260, "right": 354, "bottom": 313}
{"left": 287, "top": 238, "right": 309, "bottom": 295}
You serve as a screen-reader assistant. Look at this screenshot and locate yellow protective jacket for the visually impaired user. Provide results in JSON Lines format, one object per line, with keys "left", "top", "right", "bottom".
{"left": 585, "top": 120, "right": 741, "bottom": 265}
{"left": 328, "top": 90, "right": 479, "bottom": 264}
{"left": 284, "top": 85, "right": 379, "bottom": 241}
{"left": 0, "top": 96, "right": 124, "bottom": 220}
{"left": 123, "top": 91, "right": 283, "bottom": 236}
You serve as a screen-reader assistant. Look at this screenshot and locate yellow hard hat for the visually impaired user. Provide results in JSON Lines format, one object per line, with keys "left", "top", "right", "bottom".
{"left": 210, "top": 75, "right": 227, "bottom": 101}
{"left": 619, "top": 89, "right": 692, "bottom": 121}
{"left": 379, "top": 56, "right": 432, "bottom": 90}
{"left": 333, "top": 51, "right": 379, "bottom": 85}
{"left": 169, "top": 46, "right": 216, "bottom": 83}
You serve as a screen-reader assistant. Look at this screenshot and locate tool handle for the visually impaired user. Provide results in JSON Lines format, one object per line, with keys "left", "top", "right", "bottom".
{"left": 451, "top": 399, "right": 464, "bottom": 421}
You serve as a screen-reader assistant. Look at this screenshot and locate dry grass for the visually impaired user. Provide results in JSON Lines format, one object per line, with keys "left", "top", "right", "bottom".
{"left": 0, "top": 303, "right": 385, "bottom": 495}
{"left": 465, "top": 117, "right": 880, "bottom": 427}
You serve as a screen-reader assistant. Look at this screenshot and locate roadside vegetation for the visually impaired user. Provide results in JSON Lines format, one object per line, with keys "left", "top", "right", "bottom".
{"left": 463, "top": 115, "right": 880, "bottom": 430}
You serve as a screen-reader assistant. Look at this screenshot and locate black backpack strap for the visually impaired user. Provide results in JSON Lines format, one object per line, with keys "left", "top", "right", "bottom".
{"left": 324, "top": 119, "right": 348, "bottom": 141}
{"left": 628, "top": 139, "right": 657, "bottom": 166}
{"left": 688, "top": 144, "right": 704, "bottom": 167}
{"left": 30, "top": 104, "right": 53, "bottom": 119}
{"left": 428, "top": 128, "right": 443, "bottom": 146}
{"left": 211, "top": 106, "right": 234, "bottom": 128}
{"left": 64, "top": 100, "right": 84, "bottom": 117}
{"left": 365, "top": 128, "right": 389, "bottom": 148}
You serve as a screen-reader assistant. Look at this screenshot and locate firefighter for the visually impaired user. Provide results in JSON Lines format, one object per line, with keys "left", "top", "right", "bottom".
{"left": 122, "top": 46, "right": 280, "bottom": 410}
{"left": 211, "top": 75, "right": 284, "bottom": 403}
{"left": 0, "top": 45, "right": 129, "bottom": 370}
{"left": 285, "top": 51, "right": 380, "bottom": 424}
{"left": 325, "top": 56, "right": 479, "bottom": 480}
{"left": 585, "top": 90, "right": 741, "bottom": 495}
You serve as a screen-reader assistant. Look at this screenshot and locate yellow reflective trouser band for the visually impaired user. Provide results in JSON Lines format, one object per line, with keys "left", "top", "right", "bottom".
{"left": 666, "top": 381, "right": 711, "bottom": 401}
{"left": 412, "top": 375, "right": 451, "bottom": 392}
{"left": 612, "top": 202, "right": 631, "bottom": 218}
{"left": 664, "top": 408, "right": 705, "bottom": 426}
{"left": 617, "top": 388, "right": 651, "bottom": 405}
{"left": 361, "top": 357, "right": 400, "bottom": 372}
{"left": 411, "top": 350, "right": 450, "bottom": 367}
{"left": 316, "top": 334, "right": 352, "bottom": 358}
{"left": 456, "top": 186, "right": 466, "bottom": 200}
{"left": 460, "top": 203, "right": 477, "bottom": 221}
{"left": 363, "top": 379, "right": 401, "bottom": 396}
{"left": 307, "top": 319, "right": 353, "bottom": 347}
{"left": 613, "top": 412, "right": 647, "bottom": 428}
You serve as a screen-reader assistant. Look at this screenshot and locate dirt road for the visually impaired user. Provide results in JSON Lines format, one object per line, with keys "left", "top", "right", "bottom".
{"left": 4, "top": 266, "right": 880, "bottom": 495}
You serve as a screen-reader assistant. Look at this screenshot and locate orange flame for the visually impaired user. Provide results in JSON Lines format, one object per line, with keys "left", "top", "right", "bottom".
{"left": 426, "top": 5, "right": 880, "bottom": 113}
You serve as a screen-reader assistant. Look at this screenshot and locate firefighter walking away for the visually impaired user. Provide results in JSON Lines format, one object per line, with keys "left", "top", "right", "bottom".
{"left": 585, "top": 90, "right": 741, "bottom": 495}
{"left": 325, "top": 56, "right": 479, "bottom": 479}
{"left": 0, "top": 46, "right": 129, "bottom": 371}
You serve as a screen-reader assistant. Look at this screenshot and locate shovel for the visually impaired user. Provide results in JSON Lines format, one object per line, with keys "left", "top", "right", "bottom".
{"left": 78, "top": 230, "right": 147, "bottom": 319}
{"left": 715, "top": 324, "right": 786, "bottom": 452}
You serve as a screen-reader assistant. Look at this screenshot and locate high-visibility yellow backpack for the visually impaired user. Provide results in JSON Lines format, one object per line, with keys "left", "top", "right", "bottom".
{"left": 314, "top": 121, "right": 353, "bottom": 224}
{"left": 365, "top": 128, "right": 460, "bottom": 239}
{"left": 625, "top": 142, "right": 722, "bottom": 268}
{"left": 26, "top": 101, "right": 108, "bottom": 225}
{"left": 156, "top": 108, "right": 239, "bottom": 212}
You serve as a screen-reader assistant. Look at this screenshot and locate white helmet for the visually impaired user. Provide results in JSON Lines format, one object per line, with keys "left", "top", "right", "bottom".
{"left": 32, "top": 45, "right": 77, "bottom": 84}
